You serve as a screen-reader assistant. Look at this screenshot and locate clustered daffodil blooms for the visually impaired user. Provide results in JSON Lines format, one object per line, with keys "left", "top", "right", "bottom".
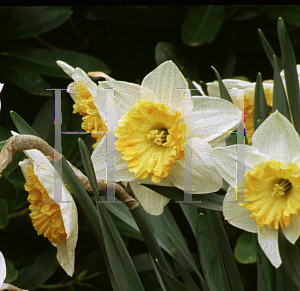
{"left": 211, "top": 111, "right": 300, "bottom": 268}
{"left": 1, "top": 251, "right": 28, "bottom": 291}
{"left": 56, "top": 61, "right": 107, "bottom": 149}
{"left": 19, "top": 147, "right": 78, "bottom": 276}
{"left": 89, "top": 60, "right": 242, "bottom": 215}
{"left": 206, "top": 78, "right": 273, "bottom": 145}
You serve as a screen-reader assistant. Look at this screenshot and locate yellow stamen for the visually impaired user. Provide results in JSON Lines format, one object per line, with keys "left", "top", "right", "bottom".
{"left": 73, "top": 84, "right": 107, "bottom": 148}
{"left": 115, "top": 100, "right": 187, "bottom": 183}
{"left": 240, "top": 160, "right": 300, "bottom": 229}
{"left": 24, "top": 167, "right": 67, "bottom": 244}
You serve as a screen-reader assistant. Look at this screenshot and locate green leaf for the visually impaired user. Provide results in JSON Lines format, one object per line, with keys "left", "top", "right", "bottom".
{"left": 10, "top": 111, "right": 40, "bottom": 137}
{"left": 0, "top": 56, "right": 52, "bottom": 96}
{"left": 211, "top": 66, "right": 233, "bottom": 103}
{"left": 197, "top": 213, "right": 230, "bottom": 291}
{"left": 234, "top": 232, "right": 256, "bottom": 264}
{"left": 78, "top": 139, "right": 145, "bottom": 291}
{"left": 2, "top": 47, "right": 111, "bottom": 78}
{"left": 0, "top": 176, "right": 17, "bottom": 209}
{"left": 278, "top": 228, "right": 300, "bottom": 289}
{"left": 155, "top": 259, "right": 192, "bottom": 291}
{"left": 139, "top": 183, "right": 223, "bottom": 211}
{"left": 254, "top": 73, "right": 270, "bottom": 131}
{"left": 207, "top": 210, "right": 245, "bottom": 291}
{"left": 272, "top": 55, "right": 291, "bottom": 121}
{"left": 179, "top": 204, "right": 198, "bottom": 237}
{"left": 253, "top": 234, "right": 272, "bottom": 291}
{"left": 182, "top": 5, "right": 224, "bottom": 46}
{"left": 0, "top": 199, "right": 8, "bottom": 229}
{"left": 277, "top": 17, "right": 300, "bottom": 135}
{"left": 11, "top": 251, "right": 59, "bottom": 290}
{"left": 4, "top": 258, "right": 18, "bottom": 283}
{"left": 0, "top": 6, "right": 72, "bottom": 39}
{"left": 258, "top": 29, "right": 283, "bottom": 71}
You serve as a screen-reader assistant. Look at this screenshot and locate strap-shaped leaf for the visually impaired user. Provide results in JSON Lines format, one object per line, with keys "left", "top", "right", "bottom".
{"left": 277, "top": 17, "right": 300, "bottom": 135}
{"left": 211, "top": 66, "right": 233, "bottom": 103}
{"left": 272, "top": 55, "right": 291, "bottom": 121}
{"left": 253, "top": 73, "right": 270, "bottom": 131}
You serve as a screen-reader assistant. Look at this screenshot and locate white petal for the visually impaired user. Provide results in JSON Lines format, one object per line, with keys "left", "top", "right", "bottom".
{"left": 252, "top": 111, "right": 300, "bottom": 164}
{"left": 258, "top": 226, "right": 281, "bottom": 268}
{"left": 130, "top": 181, "right": 170, "bottom": 216}
{"left": 223, "top": 186, "right": 258, "bottom": 232}
{"left": 95, "top": 80, "right": 141, "bottom": 128}
{"left": 56, "top": 60, "right": 75, "bottom": 78}
{"left": 141, "top": 61, "right": 189, "bottom": 114}
{"left": 91, "top": 134, "right": 136, "bottom": 182}
{"left": 189, "top": 96, "right": 242, "bottom": 144}
{"left": 211, "top": 144, "right": 269, "bottom": 188}
{"left": 0, "top": 252, "right": 6, "bottom": 286}
{"left": 282, "top": 215, "right": 300, "bottom": 244}
{"left": 167, "top": 137, "right": 222, "bottom": 193}
{"left": 56, "top": 240, "right": 75, "bottom": 277}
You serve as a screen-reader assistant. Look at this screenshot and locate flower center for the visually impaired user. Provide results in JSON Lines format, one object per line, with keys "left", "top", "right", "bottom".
{"left": 240, "top": 160, "right": 300, "bottom": 229}
{"left": 73, "top": 84, "right": 107, "bottom": 148}
{"left": 24, "top": 167, "right": 67, "bottom": 244}
{"left": 147, "top": 128, "right": 169, "bottom": 145}
{"left": 115, "top": 99, "right": 187, "bottom": 183}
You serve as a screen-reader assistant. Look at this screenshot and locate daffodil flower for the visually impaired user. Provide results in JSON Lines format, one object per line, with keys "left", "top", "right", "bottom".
{"left": 56, "top": 61, "right": 107, "bottom": 148}
{"left": 19, "top": 148, "right": 78, "bottom": 276}
{"left": 91, "top": 61, "right": 242, "bottom": 215}
{"left": 1, "top": 251, "right": 28, "bottom": 291}
{"left": 206, "top": 79, "right": 273, "bottom": 145}
{"left": 211, "top": 111, "right": 300, "bottom": 268}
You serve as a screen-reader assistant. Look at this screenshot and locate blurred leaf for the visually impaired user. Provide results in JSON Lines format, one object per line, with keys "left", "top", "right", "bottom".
{"left": 278, "top": 17, "right": 300, "bottom": 135}
{"left": 261, "top": 5, "right": 300, "bottom": 26}
{"left": 182, "top": 5, "right": 224, "bottom": 46}
{"left": 0, "top": 56, "right": 52, "bottom": 96}
{"left": 253, "top": 73, "right": 270, "bottom": 131}
{"left": 0, "top": 175, "right": 17, "bottom": 209}
{"left": 4, "top": 258, "right": 18, "bottom": 283}
{"left": 140, "top": 183, "right": 223, "bottom": 211}
{"left": 0, "top": 6, "right": 72, "bottom": 39}
{"left": 278, "top": 228, "right": 300, "bottom": 289}
{"left": 234, "top": 232, "right": 256, "bottom": 264}
{"left": 12, "top": 251, "right": 59, "bottom": 290}
{"left": 0, "top": 199, "right": 8, "bottom": 228}
{"left": 258, "top": 29, "right": 283, "bottom": 71}
{"left": 197, "top": 213, "right": 230, "bottom": 291}
{"left": 155, "top": 259, "right": 192, "bottom": 291}
{"left": 86, "top": 6, "right": 175, "bottom": 28}
{"left": 2, "top": 48, "right": 111, "bottom": 78}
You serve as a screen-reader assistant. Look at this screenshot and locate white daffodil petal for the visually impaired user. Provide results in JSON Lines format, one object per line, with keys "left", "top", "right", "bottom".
{"left": 0, "top": 252, "right": 6, "bottom": 287}
{"left": 56, "top": 241, "right": 74, "bottom": 277}
{"left": 223, "top": 186, "right": 258, "bottom": 232}
{"left": 56, "top": 60, "right": 75, "bottom": 78}
{"left": 189, "top": 96, "right": 242, "bottom": 144}
{"left": 211, "top": 144, "right": 269, "bottom": 188}
{"left": 130, "top": 181, "right": 170, "bottom": 216}
{"left": 258, "top": 226, "right": 281, "bottom": 268}
{"left": 96, "top": 80, "right": 141, "bottom": 128}
{"left": 252, "top": 111, "right": 300, "bottom": 164}
{"left": 168, "top": 138, "right": 222, "bottom": 193}
{"left": 141, "top": 61, "right": 189, "bottom": 114}
{"left": 282, "top": 214, "right": 300, "bottom": 244}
